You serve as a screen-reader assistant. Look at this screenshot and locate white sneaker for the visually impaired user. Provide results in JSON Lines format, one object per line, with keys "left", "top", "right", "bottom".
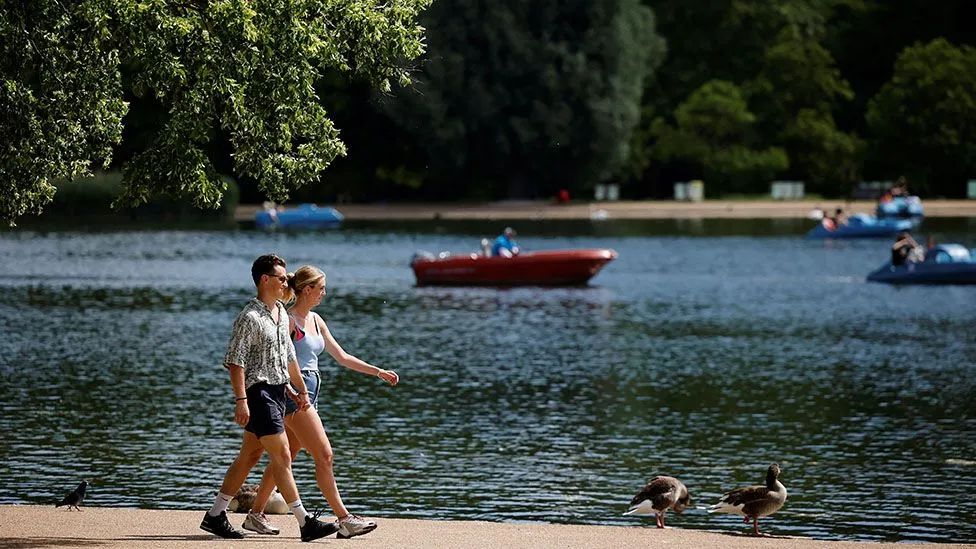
{"left": 336, "top": 514, "right": 377, "bottom": 539}
{"left": 242, "top": 511, "right": 280, "bottom": 535}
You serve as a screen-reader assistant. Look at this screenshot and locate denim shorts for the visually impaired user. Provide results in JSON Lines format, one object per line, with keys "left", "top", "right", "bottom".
{"left": 244, "top": 382, "right": 287, "bottom": 438}
{"left": 285, "top": 369, "right": 321, "bottom": 415}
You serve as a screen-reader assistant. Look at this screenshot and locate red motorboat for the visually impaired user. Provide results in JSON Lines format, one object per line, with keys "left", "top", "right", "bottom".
{"left": 411, "top": 249, "right": 617, "bottom": 286}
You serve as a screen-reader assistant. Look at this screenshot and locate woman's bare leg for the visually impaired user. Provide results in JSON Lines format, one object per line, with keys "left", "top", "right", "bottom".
{"left": 287, "top": 407, "right": 349, "bottom": 518}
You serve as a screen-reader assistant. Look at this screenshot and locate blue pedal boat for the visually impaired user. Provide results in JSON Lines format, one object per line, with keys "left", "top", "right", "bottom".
{"left": 867, "top": 244, "right": 976, "bottom": 285}
{"left": 876, "top": 196, "right": 924, "bottom": 219}
{"left": 806, "top": 213, "right": 916, "bottom": 239}
{"left": 254, "top": 203, "right": 344, "bottom": 230}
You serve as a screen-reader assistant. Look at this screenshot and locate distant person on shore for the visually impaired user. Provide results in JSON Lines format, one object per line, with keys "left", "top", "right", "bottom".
{"left": 244, "top": 266, "right": 398, "bottom": 539}
{"left": 200, "top": 254, "right": 337, "bottom": 542}
{"left": 492, "top": 227, "right": 520, "bottom": 258}
{"left": 891, "top": 232, "right": 922, "bottom": 266}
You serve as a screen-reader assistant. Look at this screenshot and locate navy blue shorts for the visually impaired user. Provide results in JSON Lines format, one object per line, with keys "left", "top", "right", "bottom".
{"left": 244, "top": 382, "right": 287, "bottom": 438}
{"left": 285, "top": 370, "right": 321, "bottom": 415}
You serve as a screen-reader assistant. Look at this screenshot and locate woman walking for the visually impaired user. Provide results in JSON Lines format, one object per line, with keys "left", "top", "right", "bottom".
{"left": 242, "top": 266, "right": 399, "bottom": 539}
{"left": 201, "top": 255, "right": 338, "bottom": 542}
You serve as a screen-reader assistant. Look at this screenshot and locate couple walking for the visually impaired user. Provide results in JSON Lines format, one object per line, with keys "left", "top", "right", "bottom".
{"left": 200, "top": 254, "right": 398, "bottom": 542}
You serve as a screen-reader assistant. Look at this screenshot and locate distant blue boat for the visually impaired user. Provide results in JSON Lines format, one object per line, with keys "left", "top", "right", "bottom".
{"left": 876, "top": 196, "right": 924, "bottom": 219}
{"left": 867, "top": 244, "right": 976, "bottom": 285}
{"left": 806, "top": 213, "right": 915, "bottom": 239}
{"left": 254, "top": 204, "right": 344, "bottom": 230}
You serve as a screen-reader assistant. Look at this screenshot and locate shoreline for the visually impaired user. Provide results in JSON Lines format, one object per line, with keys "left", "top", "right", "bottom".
{"left": 2, "top": 505, "right": 972, "bottom": 548}
{"left": 235, "top": 199, "right": 976, "bottom": 222}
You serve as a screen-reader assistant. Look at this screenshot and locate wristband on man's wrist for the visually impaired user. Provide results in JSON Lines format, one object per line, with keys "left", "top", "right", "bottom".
{"left": 235, "top": 396, "right": 247, "bottom": 402}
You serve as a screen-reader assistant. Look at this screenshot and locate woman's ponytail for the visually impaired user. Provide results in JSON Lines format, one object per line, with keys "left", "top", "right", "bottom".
{"left": 284, "top": 272, "right": 297, "bottom": 304}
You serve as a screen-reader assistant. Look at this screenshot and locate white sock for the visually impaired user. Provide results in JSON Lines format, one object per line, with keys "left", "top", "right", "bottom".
{"left": 289, "top": 499, "right": 308, "bottom": 527}
{"left": 207, "top": 492, "right": 234, "bottom": 517}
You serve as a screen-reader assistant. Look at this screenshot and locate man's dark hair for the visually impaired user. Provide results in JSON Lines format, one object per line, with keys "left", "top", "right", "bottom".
{"left": 251, "top": 254, "right": 286, "bottom": 286}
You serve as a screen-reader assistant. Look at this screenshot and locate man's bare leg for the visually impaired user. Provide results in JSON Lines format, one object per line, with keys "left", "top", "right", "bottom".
{"left": 251, "top": 424, "right": 301, "bottom": 513}
{"left": 218, "top": 431, "right": 266, "bottom": 497}
{"left": 201, "top": 432, "right": 266, "bottom": 539}
{"left": 258, "top": 431, "right": 304, "bottom": 521}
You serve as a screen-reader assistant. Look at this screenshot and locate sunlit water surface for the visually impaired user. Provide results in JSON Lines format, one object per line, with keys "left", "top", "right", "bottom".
{"left": 1, "top": 219, "right": 975, "bottom": 542}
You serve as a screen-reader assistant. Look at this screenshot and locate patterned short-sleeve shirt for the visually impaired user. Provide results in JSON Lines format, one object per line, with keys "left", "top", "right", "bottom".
{"left": 224, "top": 298, "right": 297, "bottom": 389}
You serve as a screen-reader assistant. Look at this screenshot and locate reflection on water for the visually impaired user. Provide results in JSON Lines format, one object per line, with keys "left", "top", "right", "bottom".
{"left": 1, "top": 224, "right": 975, "bottom": 542}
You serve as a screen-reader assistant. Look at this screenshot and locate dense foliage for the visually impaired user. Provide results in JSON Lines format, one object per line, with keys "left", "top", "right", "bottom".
{"left": 650, "top": 80, "right": 787, "bottom": 193}
{"left": 865, "top": 39, "right": 976, "bottom": 196}
{"left": 1, "top": 1, "right": 125, "bottom": 222}
{"left": 383, "top": 0, "right": 665, "bottom": 199}
{"left": 637, "top": 0, "right": 973, "bottom": 198}
{"left": 2, "top": 0, "right": 975, "bottom": 221}
{"left": 1, "top": 0, "right": 429, "bottom": 224}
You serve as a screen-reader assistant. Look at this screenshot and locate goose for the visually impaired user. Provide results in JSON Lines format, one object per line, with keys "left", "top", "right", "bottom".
{"left": 228, "top": 484, "right": 257, "bottom": 513}
{"left": 623, "top": 475, "right": 691, "bottom": 528}
{"left": 709, "top": 463, "right": 787, "bottom": 536}
{"left": 228, "top": 484, "right": 289, "bottom": 514}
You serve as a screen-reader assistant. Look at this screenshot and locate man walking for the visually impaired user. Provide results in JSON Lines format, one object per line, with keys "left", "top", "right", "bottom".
{"left": 200, "top": 254, "right": 337, "bottom": 541}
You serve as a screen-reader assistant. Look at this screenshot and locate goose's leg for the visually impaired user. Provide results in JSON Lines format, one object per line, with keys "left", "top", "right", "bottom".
{"left": 743, "top": 516, "right": 750, "bottom": 524}
{"left": 753, "top": 517, "right": 763, "bottom": 536}
{"left": 656, "top": 512, "right": 663, "bottom": 529}
{"left": 660, "top": 510, "right": 666, "bottom": 529}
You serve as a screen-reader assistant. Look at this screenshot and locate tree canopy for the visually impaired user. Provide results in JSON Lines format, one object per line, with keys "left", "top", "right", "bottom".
{"left": 1, "top": 0, "right": 429, "bottom": 224}
{"left": 651, "top": 80, "right": 788, "bottom": 193}
{"left": 4, "top": 0, "right": 976, "bottom": 215}
{"left": 384, "top": 0, "right": 665, "bottom": 198}
{"left": 747, "top": 28, "right": 862, "bottom": 195}
{"left": 866, "top": 39, "right": 976, "bottom": 195}
{"left": 633, "top": 0, "right": 974, "bottom": 198}
{"left": 1, "top": 2, "right": 125, "bottom": 223}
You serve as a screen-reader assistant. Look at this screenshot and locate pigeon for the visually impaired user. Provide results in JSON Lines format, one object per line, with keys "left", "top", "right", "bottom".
{"left": 624, "top": 475, "right": 691, "bottom": 528}
{"left": 56, "top": 480, "right": 88, "bottom": 511}
{"left": 709, "top": 463, "right": 788, "bottom": 536}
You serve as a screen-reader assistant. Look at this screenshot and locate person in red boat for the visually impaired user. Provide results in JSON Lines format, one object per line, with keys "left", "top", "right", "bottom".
{"left": 491, "top": 227, "right": 520, "bottom": 258}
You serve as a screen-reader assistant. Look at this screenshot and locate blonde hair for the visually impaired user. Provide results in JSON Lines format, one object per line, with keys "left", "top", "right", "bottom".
{"left": 285, "top": 266, "right": 326, "bottom": 304}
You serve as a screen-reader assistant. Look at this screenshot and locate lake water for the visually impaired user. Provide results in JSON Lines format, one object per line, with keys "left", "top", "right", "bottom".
{"left": 1, "top": 218, "right": 974, "bottom": 542}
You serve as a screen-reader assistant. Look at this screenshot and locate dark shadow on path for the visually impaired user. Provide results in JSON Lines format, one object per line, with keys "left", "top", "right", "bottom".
{"left": 0, "top": 538, "right": 108, "bottom": 548}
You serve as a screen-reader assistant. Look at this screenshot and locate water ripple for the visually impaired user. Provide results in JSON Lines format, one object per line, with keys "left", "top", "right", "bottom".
{"left": 0, "top": 228, "right": 974, "bottom": 542}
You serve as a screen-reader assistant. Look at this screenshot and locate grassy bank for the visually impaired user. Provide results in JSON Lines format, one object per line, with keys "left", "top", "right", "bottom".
{"left": 22, "top": 172, "right": 239, "bottom": 227}
{"left": 236, "top": 199, "right": 976, "bottom": 222}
